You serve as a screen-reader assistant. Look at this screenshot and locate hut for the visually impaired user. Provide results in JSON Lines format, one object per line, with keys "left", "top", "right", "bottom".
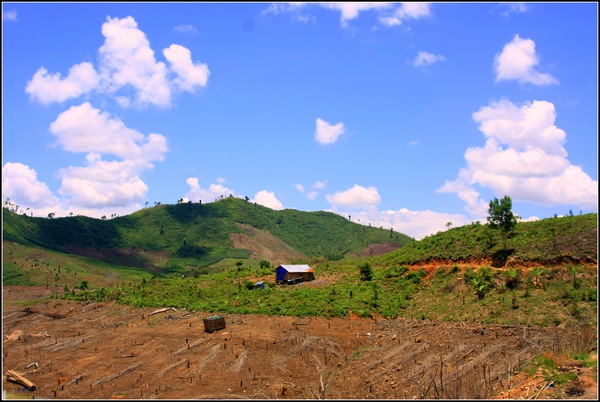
{"left": 275, "top": 264, "right": 315, "bottom": 284}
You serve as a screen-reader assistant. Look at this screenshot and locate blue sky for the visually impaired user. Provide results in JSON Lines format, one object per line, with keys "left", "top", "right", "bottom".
{"left": 2, "top": 2, "right": 598, "bottom": 239}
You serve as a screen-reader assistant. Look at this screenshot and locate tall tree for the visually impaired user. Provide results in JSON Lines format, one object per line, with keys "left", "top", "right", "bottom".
{"left": 487, "top": 196, "right": 517, "bottom": 251}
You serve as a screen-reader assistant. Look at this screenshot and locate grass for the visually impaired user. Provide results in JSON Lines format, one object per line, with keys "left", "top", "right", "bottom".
{"left": 2, "top": 240, "right": 154, "bottom": 290}
{"left": 56, "top": 257, "right": 597, "bottom": 329}
{"left": 524, "top": 352, "right": 591, "bottom": 385}
{"left": 4, "top": 208, "right": 597, "bottom": 329}
{"left": 373, "top": 213, "right": 597, "bottom": 267}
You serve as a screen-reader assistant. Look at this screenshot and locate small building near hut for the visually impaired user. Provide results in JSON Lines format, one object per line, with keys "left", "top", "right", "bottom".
{"left": 275, "top": 264, "right": 315, "bottom": 284}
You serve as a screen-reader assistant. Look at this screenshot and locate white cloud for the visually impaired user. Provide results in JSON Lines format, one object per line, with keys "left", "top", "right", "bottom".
{"left": 312, "top": 180, "right": 326, "bottom": 190}
{"left": 47, "top": 102, "right": 168, "bottom": 209}
{"left": 264, "top": 2, "right": 430, "bottom": 28}
{"left": 173, "top": 24, "right": 197, "bottom": 34}
{"left": 163, "top": 44, "right": 210, "bottom": 91}
{"left": 326, "top": 184, "right": 381, "bottom": 210}
{"left": 252, "top": 190, "right": 284, "bottom": 210}
{"left": 380, "top": 2, "right": 431, "bottom": 26}
{"left": 315, "top": 118, "right": 345, "bottom": 144}
{"left": 496, "top": 3, "right": 530, "bottom": 16}
{"left": 494, "top": 34, "right": 558, "bottom": 85}
{"left": 57, "top": 160, "right": 149, "bottom": 208}
{"left": 2, "top": 103, "right": 168, "bottom": 215}
{"left": 98, "top": 16, "right": 172, "bottom": 107}
{"left": 296, "top": 180, "right": 327, "bottom": 200}
{"left": 321, "top": 2, "right": 394, "bottom": 26}
{"left": 26, "top": 62, "right": 99, "bottom": 104}
{"left": 2, "top": 9, "right": 17, "bottom": 21}
{"left": 438, "top": 98, "right": 597, "bottom": 216}
{"left": 49, "top": 102, "right": 167, "bottom": 167}
{"left": 25, "top": 16, "right": 209, "bottom": 108}
{"left": 437, "top": 171, "right": 489, "bottom": 217}
{"left": 261, "top": 2, "right": 306, "bottom": 16}
{"left": 413, "top": 51, "right": 445, "bottom": 68}
{"left": 2, "top": 162, "right": 59, "bottom": 209}
{"left": 184, "top": 177, "right": 236, "bottom": 203}
{"left": 344, "top": 208, "right": 474, "bottom": 240}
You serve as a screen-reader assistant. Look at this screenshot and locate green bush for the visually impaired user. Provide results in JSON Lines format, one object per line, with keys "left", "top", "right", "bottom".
{"left": 359, "top": 262, "right": 373, "bottom": 281}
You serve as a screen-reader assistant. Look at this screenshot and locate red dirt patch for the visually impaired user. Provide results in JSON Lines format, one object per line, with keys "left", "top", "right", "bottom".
{"left": 348, "top": 242, "right": 401, "bottom": 257}
{"left": 230, "top": 223, "right": 307, "bottom": 263}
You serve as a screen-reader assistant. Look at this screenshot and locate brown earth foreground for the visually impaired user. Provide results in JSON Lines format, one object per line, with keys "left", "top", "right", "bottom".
{"left": 2, "top": 286, "right": 597, "bottom": 400}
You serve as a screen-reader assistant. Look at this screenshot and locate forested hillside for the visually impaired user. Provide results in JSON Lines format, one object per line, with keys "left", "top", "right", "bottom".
{"left": 2, "top": 197, "right": 412, "bottom": 274}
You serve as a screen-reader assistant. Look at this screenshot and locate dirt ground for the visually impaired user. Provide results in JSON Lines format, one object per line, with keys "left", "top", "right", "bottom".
{"left": 2, "top": 285, "right": 597, "bottom": 400}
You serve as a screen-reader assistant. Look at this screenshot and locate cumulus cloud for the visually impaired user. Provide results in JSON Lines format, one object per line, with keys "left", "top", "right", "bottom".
{"left": 413, "top": 51, "right": 445, "bottom": 68}
{"left": 47, "top": 102, "right": 168, "bottom": 208}
{"left": 184, "top": 177, "right": 236, "bottom": 203}
{"left": 26, "top": 16, "right": 209, "bottom": 108}
{"left": 97, "top": 16, "right": 172, "bottom": 107}
{"left": 326, "top": 184, "right": 381, "bottom": 210}
{"left": 343, "top": 208, "right": 473, "bottom": 240}
{"left": 2, "top": 162, "right": 60, "bottom": 209}
{"left": 494, "top": 34, "right": 558, "bottom": 85}
{"left": 315, "top": 118, "right": 345, "bottom": 144}
{"left": 252, "top": 190, "right": 284, "bottom": 210}
{"left": 163, "top": 44, "right": 210, "bottom": 91}
{"left": 50, "top": 102, "right": 167, "bottom": 167}
{"left": 438, "top": 98, "right": 597, "bottom": 217}
{"left": 26, "top": 62, "right": 99, "bottom": 104}
{"left": 57, "top": 160, "right": 149, "bottom": 208}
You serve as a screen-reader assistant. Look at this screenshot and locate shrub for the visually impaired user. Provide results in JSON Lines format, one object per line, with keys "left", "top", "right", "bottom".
{"left": 359, "top": 262, "right": 372, "bottom": 281}
{"left": 504, "top": 267, "right": 521, "bottom": 290}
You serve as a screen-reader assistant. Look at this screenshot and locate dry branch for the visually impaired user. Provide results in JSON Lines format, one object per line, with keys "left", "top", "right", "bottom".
{"left": 91, "top": 362, "right": 143, "bottom": 386}
{"left": 4, "top": 369, "right": 36, "bottom": 390}
{"left": 173, "top": 338, "right": 207, "bottom": 355}
{"left": 65, "top": 373, "right": 87, "bottom": 386}
{"left": 182, "top": 311, "right": 197, "bottom": 317}
{"left": 158, "top": 358, "right": 189, "bottom": 377}
{"left": 148, "top": 307, "right": 177, "bottom": 317}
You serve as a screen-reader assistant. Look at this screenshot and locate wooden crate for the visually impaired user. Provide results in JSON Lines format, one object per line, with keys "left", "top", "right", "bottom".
{"left": 203, "top": 315, "right": 226, "bottom": 332}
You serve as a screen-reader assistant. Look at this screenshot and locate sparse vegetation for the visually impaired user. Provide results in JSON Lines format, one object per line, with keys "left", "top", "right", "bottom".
{"left": 372, "top": 212, "right": 596, "bottom": 267}
{"left": 2, "top": 203, "right": 597, "bottom": 400}
{"left": 3, "top": 206, "right": 597, "bottom": 328}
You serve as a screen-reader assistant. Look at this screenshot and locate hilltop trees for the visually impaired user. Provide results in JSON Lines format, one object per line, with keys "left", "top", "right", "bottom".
{"left": 487, "top": 196, "right": 517, "bottom": 251}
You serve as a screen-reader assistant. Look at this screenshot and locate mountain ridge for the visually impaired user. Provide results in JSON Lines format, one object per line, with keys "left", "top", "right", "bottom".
{"left": 2, "top": 197, "right": 413, "bottom": 274}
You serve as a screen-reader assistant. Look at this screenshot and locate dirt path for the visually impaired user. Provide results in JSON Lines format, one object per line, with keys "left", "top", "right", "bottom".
{"left": 2, "top": 286, "right": 597, "bottom": 399}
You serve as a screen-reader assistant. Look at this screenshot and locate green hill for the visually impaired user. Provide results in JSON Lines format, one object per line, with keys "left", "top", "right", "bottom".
{"left": 372, "top": 213, "right": 597, "bottom": 267}
{"left": 2, "top": 197, "right": 413, "bottom": 276}
{"left": 51, "top": 213, "right": 597, "bottom": 327}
